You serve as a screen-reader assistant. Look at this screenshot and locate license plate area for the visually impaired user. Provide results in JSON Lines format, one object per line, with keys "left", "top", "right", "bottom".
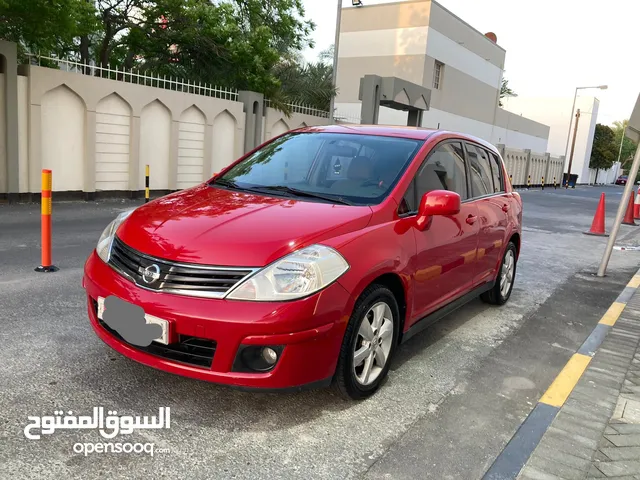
{"left": 97, "top": 296, "right": 170, "bottom": 345}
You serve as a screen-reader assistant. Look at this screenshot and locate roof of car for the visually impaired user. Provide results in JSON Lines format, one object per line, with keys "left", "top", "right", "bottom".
{"left": 295, "top": 124, "right": 499, "bottom": 153}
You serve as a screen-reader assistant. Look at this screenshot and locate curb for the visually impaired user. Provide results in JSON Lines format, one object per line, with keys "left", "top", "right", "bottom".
{"left": 483, "top": 269, "right": 640, "bottom": 480}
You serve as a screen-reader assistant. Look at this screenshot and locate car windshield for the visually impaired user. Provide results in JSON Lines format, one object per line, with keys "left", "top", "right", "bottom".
{"left": 211, "top": 132, "right": 424, "bottom": 206}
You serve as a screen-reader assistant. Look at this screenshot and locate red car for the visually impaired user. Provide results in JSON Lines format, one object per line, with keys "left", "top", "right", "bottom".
{"left": 83, "top": 125, "right": 522, "bottom": 399}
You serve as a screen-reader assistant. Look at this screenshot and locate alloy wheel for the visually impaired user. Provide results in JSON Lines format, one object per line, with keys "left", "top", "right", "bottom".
{"left": 353, "top": 302, "right": 394, "bottom": 386}
{"left": 500, "top": 249, "right": 515, "bottom": 298}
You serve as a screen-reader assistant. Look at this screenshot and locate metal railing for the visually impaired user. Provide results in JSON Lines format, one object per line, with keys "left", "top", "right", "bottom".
{"left": 333, "top": 113, "right": 362, "bottom": 124}
{"left": 27, "top": 54, "right": 239, "bottom": 101}
{"left": 264, "top": 99, "right": 330, "bottom": 118}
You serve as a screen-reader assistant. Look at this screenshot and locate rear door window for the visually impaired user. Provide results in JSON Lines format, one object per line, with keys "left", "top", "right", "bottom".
{"left": 466, "top": 143, "right": 493, "bottom": 197}
{"left": 488, "top": 151, "right": 505, "bottom": 193}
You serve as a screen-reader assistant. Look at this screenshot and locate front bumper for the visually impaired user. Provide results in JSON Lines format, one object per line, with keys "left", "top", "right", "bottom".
{"left": 83, "top": 251, "right": 351, "bottom": 390}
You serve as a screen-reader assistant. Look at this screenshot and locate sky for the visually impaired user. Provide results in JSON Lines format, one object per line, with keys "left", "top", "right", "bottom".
{"left": 301, "top": 0, "right": 640, "bottom": 126}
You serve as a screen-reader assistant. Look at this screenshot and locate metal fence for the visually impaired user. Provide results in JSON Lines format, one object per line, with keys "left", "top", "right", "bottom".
{"left": 27, "top": 55, "right": 240, "bottom": 101}
{"left": 264, "top": 99, "right": 330, "bottom": 118}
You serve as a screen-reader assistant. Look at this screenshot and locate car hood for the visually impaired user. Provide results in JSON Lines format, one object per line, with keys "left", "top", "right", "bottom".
{"left": 117, "top": 184, "right": 373, "bottom": 266}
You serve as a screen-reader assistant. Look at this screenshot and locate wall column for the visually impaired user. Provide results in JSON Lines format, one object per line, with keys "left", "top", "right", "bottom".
{"left": 0, "top": 41, "right": 20, "bottom": 201}
{"left": 238, "top": 91, "right": 264, "bottom": 154}
{"left": 204, "top": 122, "right": 214, "bottom": 179}
{"left": 360, "top": 75, "right": 383, "bottom": 125}
{"left": 407, "top": 109, "right": 423, "bottom": 127}
{"left": 129, "top": 115, "right": 140, "bottom": 192}
{"left": 524, "top": 149, "right": 532, "bottom": 186}
{"left": 84, "top": 109, "right": 96, "bottom": 198}
{"left": 28, "top": 103, "right": 42, "bottom": 195}
{"left": 168, "top": 119, "right": 180, "bottom": 190}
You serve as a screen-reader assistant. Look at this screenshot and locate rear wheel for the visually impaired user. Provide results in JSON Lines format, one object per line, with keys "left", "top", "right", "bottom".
{"left": 481, "top": 241, "right": 517, "bottom": 305}
{"left": 333, "top": 284, "right": 399, "bottom": 400}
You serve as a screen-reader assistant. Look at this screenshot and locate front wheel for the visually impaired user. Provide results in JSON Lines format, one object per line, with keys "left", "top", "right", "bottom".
{"left": 481, "top": 241, "right": 517, "bottom": 305}
{"left": 333, "top": 284, "right": 399, "bottom": 400}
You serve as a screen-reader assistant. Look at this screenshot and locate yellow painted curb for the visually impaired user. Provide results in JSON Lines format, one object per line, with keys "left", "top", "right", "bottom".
{"left": 628, "top": 275, "right": 640, "bottom": 289}
{"left": 600, "top": 302, "right": 626, "bottom": 327}
{"left": 540, "top": 353, "right": 592, "bottom": 408}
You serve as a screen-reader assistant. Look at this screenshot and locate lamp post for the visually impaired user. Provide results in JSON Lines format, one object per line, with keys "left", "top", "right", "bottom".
{"left": 562, "top": 85, "right": 608, "bottom": 185}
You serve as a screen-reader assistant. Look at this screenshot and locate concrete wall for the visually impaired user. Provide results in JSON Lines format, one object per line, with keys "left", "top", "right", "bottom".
{"left": 499, "top": 145, "right": 564, "bottom": 187}
{"left": 1, "top": 64, "right": 330, "bottom": 195}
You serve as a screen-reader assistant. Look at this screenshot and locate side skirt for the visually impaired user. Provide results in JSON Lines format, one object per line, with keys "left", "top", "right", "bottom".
{"left": 400, "top": 281, "right": 494, "bottom": 344}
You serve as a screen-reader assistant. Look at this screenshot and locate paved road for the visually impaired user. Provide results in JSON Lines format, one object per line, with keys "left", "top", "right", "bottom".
{"left": 1, "top": 186, "right": 640, "bottom": 479}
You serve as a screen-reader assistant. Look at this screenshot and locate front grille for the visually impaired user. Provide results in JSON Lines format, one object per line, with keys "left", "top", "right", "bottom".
{"left": 93, "top": 299, "right": 216, "bottom": 369}
{"left": 108, "top": 236, "right": 255, "bottom": 298}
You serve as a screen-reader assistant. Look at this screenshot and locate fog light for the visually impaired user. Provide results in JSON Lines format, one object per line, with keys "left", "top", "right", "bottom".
{"left": 232, "top": 345, "right": 284, "bottom": 373}
{"left": 262, "top": 347, "right": 278, "bottom": 365}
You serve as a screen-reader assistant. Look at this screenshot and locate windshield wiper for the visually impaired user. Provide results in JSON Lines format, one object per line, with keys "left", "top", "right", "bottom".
{"left": 245, "top": 185, "right": 353, "bottom": 206}
{"left": 212, "top": 178, "right": 240, "bottom": 190}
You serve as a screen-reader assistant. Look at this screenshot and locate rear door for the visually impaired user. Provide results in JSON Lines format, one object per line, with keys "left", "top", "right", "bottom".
{"left": 404, "top": 141, "right": 480, "bottom": 325}
{"left": 465, "top": 143, "right": 508, "bottom": 285}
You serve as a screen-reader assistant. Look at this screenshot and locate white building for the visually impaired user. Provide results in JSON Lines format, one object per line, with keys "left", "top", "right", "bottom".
{"left": 334, "top": 0, "right": 550, "bottom": 152}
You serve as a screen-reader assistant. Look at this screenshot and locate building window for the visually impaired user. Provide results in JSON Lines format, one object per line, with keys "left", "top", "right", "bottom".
{"left": 433, "top": 61, "right": 444, "bottom": 90}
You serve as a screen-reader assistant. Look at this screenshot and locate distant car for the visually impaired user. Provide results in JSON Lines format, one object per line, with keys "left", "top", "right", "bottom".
{"left": 616, "top": 175, "right": 629, "bottom": 185}
{"left": 84, "top": 126, "right": 523, "bottom": 400}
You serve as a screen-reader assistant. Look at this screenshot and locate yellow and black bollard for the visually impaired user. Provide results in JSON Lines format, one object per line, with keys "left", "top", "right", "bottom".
{"left": 509, "top": 174, "right": 513, "bottom": 188}
{"left": 554, "top": 176, "right": 557, "bottom": 189}
{"left": 145, "top": 164, "right": 150, "bottom": 203}
{"left": 541, "top": 176, "right": 545, "bottom": 190}
{"left": 527, "top": 175, "right": 531, "bottom": 190}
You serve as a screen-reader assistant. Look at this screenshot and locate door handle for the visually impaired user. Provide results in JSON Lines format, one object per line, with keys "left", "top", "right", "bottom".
{"left": 502, "top": 204, "right": 510, "bottom": 212}
{"left": 466, "top": 215, "right": 477, "bottom": 225}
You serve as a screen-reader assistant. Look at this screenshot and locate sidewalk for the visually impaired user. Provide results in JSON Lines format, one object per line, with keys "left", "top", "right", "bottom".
{"left": 518, "top": 286, "right": 640, "bottom": 479}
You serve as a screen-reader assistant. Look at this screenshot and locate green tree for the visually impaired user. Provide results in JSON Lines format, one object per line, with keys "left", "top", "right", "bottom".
{"left": 590, "top": 123, "right": 617, "bottom": 183}
{"left": 612, "top": 119, "right": 638, "bottom": 173}
{"left": 0, "top": 0, "right": 97, "bottom": 61}
{"left": 499, "top": 78, "right": 516, "bottom": 107}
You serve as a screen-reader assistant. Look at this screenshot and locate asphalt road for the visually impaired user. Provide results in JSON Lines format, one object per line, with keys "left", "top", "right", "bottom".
{"left": 1, "top": 185, "right": 640, "bottom": 479}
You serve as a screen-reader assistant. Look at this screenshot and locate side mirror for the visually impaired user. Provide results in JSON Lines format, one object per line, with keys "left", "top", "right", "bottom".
{"left": 416, "top": 190, "right": 461, "bottom": 230}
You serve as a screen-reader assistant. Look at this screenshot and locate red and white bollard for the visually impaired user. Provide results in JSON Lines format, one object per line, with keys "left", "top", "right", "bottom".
{"left": 634, "top": 187, "right": 640, "bottom": 220}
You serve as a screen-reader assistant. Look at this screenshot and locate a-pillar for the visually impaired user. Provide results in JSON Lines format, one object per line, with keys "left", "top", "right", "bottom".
{"left": 238, "top": 91, "right": 265, "bottom": 154}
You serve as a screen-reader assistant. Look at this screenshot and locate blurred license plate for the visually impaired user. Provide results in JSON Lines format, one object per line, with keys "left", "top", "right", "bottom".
{"left": 97, "top": 296, "right": 169, "bottom": 345}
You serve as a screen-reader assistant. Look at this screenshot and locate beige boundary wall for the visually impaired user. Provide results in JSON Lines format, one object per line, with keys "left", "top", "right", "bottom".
{"left": 499, "top": 145, "right": 564, "bottom": 187}
{"left": 0, "top": 61, "right": 331, "bottom": 195}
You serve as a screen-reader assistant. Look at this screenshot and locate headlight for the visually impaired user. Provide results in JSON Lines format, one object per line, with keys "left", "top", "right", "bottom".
{"left": 96, "top": 209, "right": 135, "bottom": 263}
{"left": 226, "top": 244, "right": 349, "bottom": 301}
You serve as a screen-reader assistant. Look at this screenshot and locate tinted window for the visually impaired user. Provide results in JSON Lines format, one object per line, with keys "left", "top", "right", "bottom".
{"left": 215, "top": 132, "right": 423, "bottom": 206}
{"left": 466, "top": 143, "right": 493, "bottom": 197}
{"left": 489, "top": 152, "right": 505, "bottom": 192}
{"left": 415, "top": 142, "right": 468, "bottom": 202}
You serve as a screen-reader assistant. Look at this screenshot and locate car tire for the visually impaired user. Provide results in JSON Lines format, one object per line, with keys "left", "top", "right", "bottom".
{"left": 481, "top": 241, "right": 517, "bottom": 306}
{"left": 333, "top": 284, "right": 400, "bottom": 400}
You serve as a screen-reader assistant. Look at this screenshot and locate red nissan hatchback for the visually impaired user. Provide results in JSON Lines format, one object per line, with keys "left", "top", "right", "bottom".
{"left": 83, "top": 125, "right": 522, "bottom": 399}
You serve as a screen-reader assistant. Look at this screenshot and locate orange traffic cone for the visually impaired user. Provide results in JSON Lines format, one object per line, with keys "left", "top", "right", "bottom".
{"left": 584, "top": 193, "right": 608, "bottom": 236}
{"left": 623, "top": 193, "right": 638, "bottom": 226}
{"left": 634, "top": 188, "right": 640, "bottom": 219}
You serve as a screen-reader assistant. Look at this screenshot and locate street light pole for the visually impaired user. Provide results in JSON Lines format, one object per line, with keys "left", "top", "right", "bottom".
{"left": 329, "top": 0, "right": 342, "bottom": 124}
{"left": 565, "top": 109, "right": 581, "bottom": 188}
